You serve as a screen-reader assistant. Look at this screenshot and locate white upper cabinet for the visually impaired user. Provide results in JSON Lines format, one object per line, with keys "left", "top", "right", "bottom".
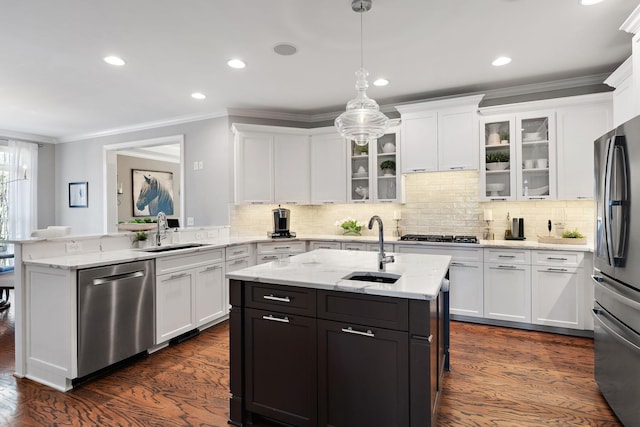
{"left": 396, "top": 94, "right": 483, "bottom": 174}
{"left": 232, "top": 124, "right": 310, "bottom": 205}
{"left": 309, "top": 130, "right": 347, "bottom": 204}
{"left": 555, "top": 93, "right": 613, "bottom": 200}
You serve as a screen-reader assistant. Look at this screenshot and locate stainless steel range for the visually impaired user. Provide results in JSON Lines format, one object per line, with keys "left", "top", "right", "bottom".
{"left": 399, "top": 234, "right": 479, "bottom": 244}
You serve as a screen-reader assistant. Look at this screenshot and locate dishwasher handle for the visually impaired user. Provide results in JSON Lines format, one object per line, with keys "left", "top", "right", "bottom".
{"left": 93, "top": 270, "right": 145, "bottom": 286}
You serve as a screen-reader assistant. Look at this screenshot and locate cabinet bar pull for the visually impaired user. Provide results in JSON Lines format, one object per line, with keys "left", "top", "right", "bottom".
{"left": 231, "top": 260, "right": 246, "bottom": 266}
{"left": 262, "top": 315, "right": 289, "bottom": 323}
{"left": 449, "top": 166, "right": 464, "bottom": 170}
{"left": 263, "top": 255, "right": 279, "bottom": 260}
{"left": 411, "top": 168, "right": 427, "bottom": 172}
{"left": 204, "top": 265, "right": 222, "bottom": 272}
{"left": 546, "top": 257, "right": 568, "bottom": 261}
{"left": 547, "top": 268, "right": 568, "bottom": 272}
{"left": 263, "top": 294, "right": 291, "bottom": 303}
{"left": 498, "top": 255, "right": 516, "bottom": 258}
{"left": 232, "top": 250, "right": 245, "bottom": 255}
{"left": 322, "top": 201, "right": 335, "bottom": 204}
{"left": 250, "top": 202, "right": 265, "bottom": 205}
{"left": 527, "top": 197, "right": 546, "bottom": 200}
{"left": 497, "top": 265, "right": 517, "bottom": 269}
{"left": 168, "top": 272, "right": 188, "bottom": 280}
{"left": 274, "top": 246, "right": 291, "bottom": 250}
{"left": 490, "top": 198, "right": 507, "bottom": 201}
{"left": 341, "top": 326, "right": 375, "bottom": 338}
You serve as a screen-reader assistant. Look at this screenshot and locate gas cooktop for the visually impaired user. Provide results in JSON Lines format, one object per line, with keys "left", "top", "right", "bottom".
{"left": 399, "top": 234, "right": 479, "bottom": 244}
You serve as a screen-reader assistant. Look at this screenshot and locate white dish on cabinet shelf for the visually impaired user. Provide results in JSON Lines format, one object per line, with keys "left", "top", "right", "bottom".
{"left": 486, "top": 162, "right": 509, "bottom": 171}
{"left": 486, "top": 183, "right": 505, "bottom": 196}
{"left": 353, "top": 172, "right": 368, "bottom": 178}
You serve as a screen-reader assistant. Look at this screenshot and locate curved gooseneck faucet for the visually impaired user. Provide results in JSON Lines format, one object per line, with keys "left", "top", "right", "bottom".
{"left": 156, "top": 211, "right": 168, "bottom": 246}
{"left": 368, "top": 215, "right": 395, "bottom": 271}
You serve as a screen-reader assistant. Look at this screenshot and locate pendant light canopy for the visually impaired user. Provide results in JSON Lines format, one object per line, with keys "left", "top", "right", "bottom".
{"left": 335, "top": 0, "right": 395, "bottom": 146}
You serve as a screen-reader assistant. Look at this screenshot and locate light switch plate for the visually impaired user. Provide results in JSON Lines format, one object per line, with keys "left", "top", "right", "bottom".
{"left": 66, "top": 242, "right": 82, "bottom": 253}
{"left": 187, "top": 217, "right": 194, "bottom": 226}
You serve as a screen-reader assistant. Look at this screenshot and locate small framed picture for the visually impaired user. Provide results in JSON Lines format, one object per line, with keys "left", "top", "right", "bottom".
{"left": 69, "top": 182, "right": 88, "bottom": 208}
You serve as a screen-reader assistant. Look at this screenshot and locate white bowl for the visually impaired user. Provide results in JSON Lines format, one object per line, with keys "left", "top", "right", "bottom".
{"left": 486, "top": 183, "right": 505, "bottom": 196}
{"left": 486, "top": 162, "right": 509, "bottom": 171}
{"left": 528, "top": 185, "right": 549, "bottom": 196}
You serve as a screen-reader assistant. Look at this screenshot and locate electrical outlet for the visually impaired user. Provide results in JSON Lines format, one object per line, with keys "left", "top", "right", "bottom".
{"left": 196, "top": 231, "right": 205, "bottom": 240}
{"left": 66, "top": 242, "right": 83, "bottom": 253}
{"left": 198, "top": 161, "right": 203, "bottom": 169}
{"left": 193, "top": 161, "right": 198, "bottom": 171}
{"left": 207, "top": 231, "right": 216, "bottom": 238}
{"left": 187, "top": 217, "right": 194, "bottom": 226}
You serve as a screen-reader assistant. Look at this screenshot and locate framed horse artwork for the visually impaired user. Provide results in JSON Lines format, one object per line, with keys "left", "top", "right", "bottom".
{"left": 132, "top": 169, "right": 175, "bottom": 217}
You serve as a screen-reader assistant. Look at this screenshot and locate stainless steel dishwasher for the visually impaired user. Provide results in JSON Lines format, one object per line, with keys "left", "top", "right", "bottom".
{"left": 77, "top": 259, "right": 155, "bottom": 378}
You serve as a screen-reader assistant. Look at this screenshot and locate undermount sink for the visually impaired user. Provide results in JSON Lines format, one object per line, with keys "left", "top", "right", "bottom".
{"left": 342, "top": 271, "right": 401, "bottom": 284}
{"left": 139, "top": 243, "right": 210, "bottom": 253}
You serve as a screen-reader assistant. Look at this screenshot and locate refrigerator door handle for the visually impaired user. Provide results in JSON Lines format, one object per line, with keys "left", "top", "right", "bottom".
{"left": 607, "top": 138, "right": 629, "bottom": 267}
{"left": 603, "top": 137, "right": 615, "bottom": 267}
{"left": 592, "top": 307, "right": 640, "bottom": 352}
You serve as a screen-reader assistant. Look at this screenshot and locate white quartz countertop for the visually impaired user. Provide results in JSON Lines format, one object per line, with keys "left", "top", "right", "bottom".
{"left": 226, "top": 249, "right": 451, "bottom": 301}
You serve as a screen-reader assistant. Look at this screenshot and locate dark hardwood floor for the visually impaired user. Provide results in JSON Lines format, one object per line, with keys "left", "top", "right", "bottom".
{"left": 0, "top": 292, "right": 621, "bottom": 426}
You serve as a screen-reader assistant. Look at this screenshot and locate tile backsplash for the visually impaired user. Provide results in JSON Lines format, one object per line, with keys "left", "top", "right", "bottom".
{"left": 229, "top": 171, "right": 595, "bottom": 242}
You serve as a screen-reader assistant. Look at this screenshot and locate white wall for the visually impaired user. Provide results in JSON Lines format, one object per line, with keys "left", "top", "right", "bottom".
{"left": 55, "top": 115, "right": 230, "bottom": 235}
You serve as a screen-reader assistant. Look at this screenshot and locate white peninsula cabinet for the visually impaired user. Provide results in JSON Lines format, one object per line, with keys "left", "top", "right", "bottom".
{"left": 396, "top": 94, "right": 484, "bottom": 173}
{"left": 232, "top": 124, "right": 310, "bottom": 205}
{"left": 483, "top": 248, "right": 531, "bottom": 323}
{"left": 156, "top": 248, "right": 226, "bottom": 344}
{"left": 256, "top": 241, "right": 306, "bottom": 264}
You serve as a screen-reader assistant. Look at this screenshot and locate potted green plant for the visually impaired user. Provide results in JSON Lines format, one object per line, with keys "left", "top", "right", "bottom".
{"left": 499, "top": 131, "right": 509, "bottom": 144}
{"left": 486, "top": 152, "right": 510, "bottom": 171}
{"left": 132, "top": 231, "right": 148, "bottom": 248}
{"left": 353, "top": 144, "right": 368, "bottom": 156}
{"left": 380, "top": 160, "right": 396, "bottom": 176}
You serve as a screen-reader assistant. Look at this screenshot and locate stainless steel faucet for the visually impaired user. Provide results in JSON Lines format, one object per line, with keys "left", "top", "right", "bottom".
{"left": 156, "top": 212, "right": 168, "bottom": 246}
{"left": 368, "top": 215, "right": 395, "bottom": 271}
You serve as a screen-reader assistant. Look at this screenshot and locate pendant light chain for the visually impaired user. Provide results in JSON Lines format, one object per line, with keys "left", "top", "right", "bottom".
{"left": 360, "top": 9, "right": 364, "bottom": 70}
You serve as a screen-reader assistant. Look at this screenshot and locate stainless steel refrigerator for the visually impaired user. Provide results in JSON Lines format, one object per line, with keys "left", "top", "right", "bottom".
{"left": 593, "top": 114, "right": 640, "bottom": 427}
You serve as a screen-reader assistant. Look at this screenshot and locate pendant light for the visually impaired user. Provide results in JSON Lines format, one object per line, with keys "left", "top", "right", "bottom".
{"left": 335, "top": 0, "right": 395, "bottom": 146}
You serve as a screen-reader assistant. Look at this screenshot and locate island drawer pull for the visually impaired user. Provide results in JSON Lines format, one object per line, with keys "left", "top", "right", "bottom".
{"left": 263, "top": 294, "right": 291, "bottom": 303}
{"left": 497, "top": 265, "right": 517, "bottom": 269}
{"left": 498, "top": 255, "right": 516, "bottom": 258}
{"left": 546, "top": 257, "right": 568, "bottom": 261}
{"left": 547, "top": 268, "right": 568, "bottom": 272}
{"left": 341, "top": 326, "right": 375, "bottom": 338}
{"left": 262, "top": 315, "right": 289, "bottom": 323}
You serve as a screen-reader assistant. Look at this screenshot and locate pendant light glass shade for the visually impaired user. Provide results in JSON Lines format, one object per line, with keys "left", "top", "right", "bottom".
{"left": 335, "top": 0, "right": 393, "bottom": 146}
{"left": 335, "top": 68, "right": 390, "bottom": 146}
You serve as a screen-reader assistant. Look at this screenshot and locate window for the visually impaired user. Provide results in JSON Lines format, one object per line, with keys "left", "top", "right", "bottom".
{"left": 0, "top": 145, "right": 10, "bottom": 240}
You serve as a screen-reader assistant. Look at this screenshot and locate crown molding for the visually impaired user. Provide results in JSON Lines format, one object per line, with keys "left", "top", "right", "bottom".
{"left": 58, "top": 111, "right": 227, "bottom": 143}
{"left": 0, "top": 129, "right": 57, "bottom": 144}
{"left": 621, "top": 3, "right": 640, "bottom": 34}
{"left": 479, "top": 92, "right": 612, "bottom": 116}
{"left": 604, "top": 57, "right": 633, "bottom": 88}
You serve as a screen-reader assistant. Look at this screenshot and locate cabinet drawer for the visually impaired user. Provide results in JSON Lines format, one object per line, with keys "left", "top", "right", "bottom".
{"left": 532, "top": 250, "right": 584, "bottom": 267}
{"left": 226, "top": 243, "right": 253, "bottom": 261}
{"left": 156, "top": 249, "right": 224, "bottom": 274}
{"left": 226, "top": 257, "right": 251, "bottom": 272}
{"left": 257, "top": 241, "right": 306, "bottom": 254}
{"left": 257, "top": 254, "right": 282, "bottom": 264}
{"left": 246, "top": 283, "right": 316, "bottom": 316}
{"left": 366, "top": 243, "right": 394, "bottom": 252}
{"left": 308, "top": 241, "right": 341, "bottom": 250}
{"left": 341, "top": 242, "right": 368, "bottom": 251}
{"left": 484, "top": 248, "right": 530, "bottom": 264}
{"left": 317, "top": 290, "right": 408, "bottom": 331}
{"left": 397, "top": 244, "right": 482, "bottom": 262}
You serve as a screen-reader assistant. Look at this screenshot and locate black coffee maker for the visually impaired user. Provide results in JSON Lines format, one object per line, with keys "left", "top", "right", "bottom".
{"left": 268, "top": 205, "right": 296, "bottom": 238}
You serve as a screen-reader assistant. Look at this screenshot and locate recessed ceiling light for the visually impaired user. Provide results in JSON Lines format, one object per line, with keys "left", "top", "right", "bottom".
{"left": 580, "top": 0, "right": 605, "bottom": 5}
{"left": 191, "top": 92, "right": 206, "bottom": 100}
{"left": 373, "top": 78, "right": 389, "bottom": 87}
{"left": 104, "top": 56, "right": 125, "bottom": 66}
{"left": 492, "top": 56, "right": 512, "bottom": 67}
{"left": 227, "top": 59, "right": 246, "bottom": 69}
{"left": 273, "top": 43, "right": 298, "bottom": 56}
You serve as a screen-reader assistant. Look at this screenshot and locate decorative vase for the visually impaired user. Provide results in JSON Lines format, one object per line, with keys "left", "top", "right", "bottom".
{"left": 487, "top": 124, "right": 501, "bottom": 145}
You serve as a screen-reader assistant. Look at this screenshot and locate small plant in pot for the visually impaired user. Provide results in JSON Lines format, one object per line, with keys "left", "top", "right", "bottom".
{"left": 132, "top": 231, "right": 148, "bottom": 248}
{"left": 486, "top": 152, "right": 510, "bottom": 170}
{"left": 353, "top": 144, "right": 368, "bottom": 156}
{"left": 380, "top": 160, "right": 396, "bottom": 176}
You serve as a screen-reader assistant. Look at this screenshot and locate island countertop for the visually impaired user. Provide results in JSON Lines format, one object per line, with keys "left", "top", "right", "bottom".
{"left": 226, "top": 248, "right": 451, "bottom": 301}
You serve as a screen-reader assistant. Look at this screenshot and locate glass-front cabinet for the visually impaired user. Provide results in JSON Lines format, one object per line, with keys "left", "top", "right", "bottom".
{"left": 480, "top": 112, "right": 556, "bottom": 201}
{"left": 347, "top": 127, "right": 401, "bottom": 203}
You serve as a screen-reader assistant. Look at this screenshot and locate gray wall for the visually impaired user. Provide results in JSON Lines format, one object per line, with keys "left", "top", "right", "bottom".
{"left": 54, "top": 115, "right": 230, "bottom": 235}
{"left": 37, "top": 143, "right": 56, "bottom": 228}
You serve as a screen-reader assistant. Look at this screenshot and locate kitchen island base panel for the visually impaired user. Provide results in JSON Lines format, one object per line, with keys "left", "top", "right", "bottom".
{"left": 229, "top": 278, "right": 446, "bottom": 427}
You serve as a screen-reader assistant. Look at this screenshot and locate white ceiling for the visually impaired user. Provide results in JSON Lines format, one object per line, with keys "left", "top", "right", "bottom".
{"left": 1, "top": 0, "right": 638, "bottom": 142}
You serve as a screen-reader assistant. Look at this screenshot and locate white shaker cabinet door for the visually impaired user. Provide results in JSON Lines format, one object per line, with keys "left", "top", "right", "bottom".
{"left": 310, "top": 133, "right": 347, "bottom": 204}
{"left": 194, "top": 262, "right": 226, "bottom": 327}
{"left": 274, "top": 133, "right": 310, "bottom": 204}
{"left": 438, "top": 108, "right": 479, "bottom": 171}
{"left": 235, "top": 133, "right": 274, "bottom": 204}
{"left": 156, "top": 270, "right": 195, "bottom": 344}
{"left": 449, "top": 261, "right": 484, "bottom": 318}
{"left": 484, "top": 263, "right": 531, "bottom": 323}
{"left": 401, "top": 112, "right": 438, "bottom": 173}
{"left": 532, "top": 266, "right": 584, "bottom": 329}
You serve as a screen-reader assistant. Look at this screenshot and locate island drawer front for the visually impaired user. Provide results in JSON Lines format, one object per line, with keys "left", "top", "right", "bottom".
{"left": 532, "top": 250, "right": 584, "bottom": 267}
{"left": 226, "top": 243, "right": 253, "bottom": 261}
{"left": 246, "top": 283, "right": 316, "bottom": 316}
{"left": 156, "top": 249, "right": 224, "bottom": 274}
{"left": 317, "top": 290, "right": 409, "bottom": 331}
{"left": 484, "top": 248, "right": 530, "bottom": 264}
